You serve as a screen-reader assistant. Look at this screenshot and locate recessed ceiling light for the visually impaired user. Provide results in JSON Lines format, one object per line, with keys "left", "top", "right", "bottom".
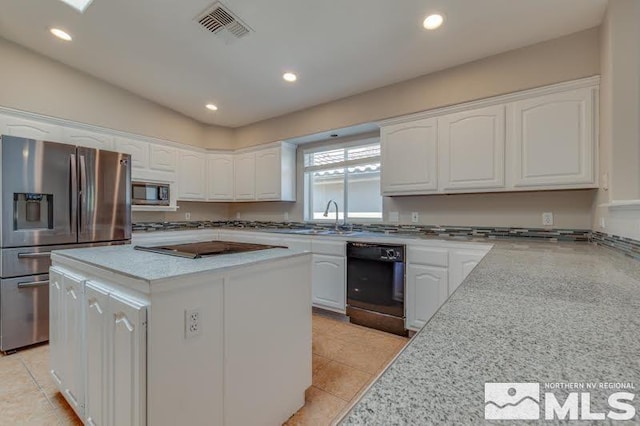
{"left": 50, "top": 28, "right": 72, "bottom": 41}
{"left": 423, "top": 14, "right": 444, "bottom": 30}
{"left": 205, "top": 104, "right": 218, "bottom": 111}
{"left": 283, "top": 72, "right": 297, "bottom": 82}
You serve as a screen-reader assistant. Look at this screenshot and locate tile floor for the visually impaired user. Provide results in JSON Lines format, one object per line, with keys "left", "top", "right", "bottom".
{"left": 0, "top": 311, "right": 408, "bottom": 426}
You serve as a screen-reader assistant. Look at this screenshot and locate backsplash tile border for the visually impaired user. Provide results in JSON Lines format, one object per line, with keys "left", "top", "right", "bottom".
{"left": 590, "top": 231, "right": 640, "bottom": 261}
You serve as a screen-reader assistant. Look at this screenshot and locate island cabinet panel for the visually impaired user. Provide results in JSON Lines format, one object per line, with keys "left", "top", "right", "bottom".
{"left": 207, "top": 153, "right": 234, "bottom": 200}
{"left": 511, "top": 87, "right": 596, "bottom": 188}
{"left": 438, "top": 105, "right": 505, "bottom": 191}
{"left": 406, "top": 264, "right": 448, "bottom": 331}
{"left": 85, "top": 283, "right": 109, "bottom": 426}
{"left": 48, "top": 268, "right": 86, "bottom": 419}
{"left": 381, "top": 117, "right": 438, "bottom": 195}
{"left": 177, "top": 150, "right": 207, "bottom": 200}
{"left": 311, "top": 254, "right": 346, "bottom": 313}
{"left": 449, "top": 249, "right": 487, "bottom": 296}
{"left": 0, "top": 114, "right": 64, "bottom": 140}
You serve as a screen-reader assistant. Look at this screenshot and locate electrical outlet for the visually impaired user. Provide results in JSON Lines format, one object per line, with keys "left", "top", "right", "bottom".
{"left": 388, "top": 211, "right": 399, "bottom": 223}
{"left": 284, "top": 212, "right": 289, "bottom": 221}
{"left": 185, "top": 212, "right": 191, "bottom": 221}
{"left": 542, "top": 212, "right": 554, "bottom": 226}
{"left": 185, "top": 308, "right": 201, "bottom": 339}
{"left": 600, "top": 217, "right": 606, "bottom": 229}
{"left": 411, "top": 212, "right": 419, "bottom": 223}
{"left": 236, "top": 212, "right": 241, "bottom": 220}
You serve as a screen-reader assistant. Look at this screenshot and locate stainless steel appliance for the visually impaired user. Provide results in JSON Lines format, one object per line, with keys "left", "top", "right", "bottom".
{"left": 0, "top": 135, "right": 131, "bottom": 352}
{"left": 346, "top": 241, "right": 406, "bottom": 336}
{"left": 133, "top": 241, "right": 281, "bottom": 259}
{"left": 132, "top": 180, "right": 170, "bottom": 206}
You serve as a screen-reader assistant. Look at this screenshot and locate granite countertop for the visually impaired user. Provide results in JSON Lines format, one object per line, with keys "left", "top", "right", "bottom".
{"left": 52, "top": 244, "right": 308, "bottom": 282}
{"left": 339, "top": 241, "right": 640, "bottom": 424}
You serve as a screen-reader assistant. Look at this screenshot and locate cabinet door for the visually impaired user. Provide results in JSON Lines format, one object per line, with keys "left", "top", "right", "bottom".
{"left": 439, "top": 105, "right": 505, "bottom": 190}
{"left": 312, "top": 254, "right": 346, "bottom": 313}
{"left": 234, "top": 153, "right": 256, "bottom": 200}
{"left": 177, "top": 150, "right": 207, "bottom": 200}
{"left": 149, "top": 144, "right": 177, "bottom": 172}
{"left": 255, "top": 148, "right": 281, "bottom": 200}
{"left": 108, "top": 293, "right": 147, "bottom": 426}
{"left": 406, "top": 264, "right": 448, "bottom": 331}
{"left": 49, "top": 268, "right": 65, "bottom": 388}
{"left": 512, "top": 87, "right": 595, "bottom": 187}
{"left": 85, "top": 282, "right": 110, "bottom": 426}
{"left": 207, "top": 154, "right": 234, "bottom": 200}
{"left": 449, "top": 250, "right": 486, "bottom": 295}
{"left": 114, "top": 137, "right": 149, "bottom": 169}
{"left": 0, "top": 115, "right": 63, "bottom": 140}
{"left": 62, "top": 273, "right": 85, "bottom": 417}
{"left": 381, "top": 117, "right": 438, "bottom": 195}
{"left": 63, "top": 128, "right": 114, "bottom": 150}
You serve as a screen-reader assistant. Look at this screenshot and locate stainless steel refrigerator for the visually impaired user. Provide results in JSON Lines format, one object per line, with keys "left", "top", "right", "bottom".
{"left": 0, "top": 135, "right": 131, "bottom": 352}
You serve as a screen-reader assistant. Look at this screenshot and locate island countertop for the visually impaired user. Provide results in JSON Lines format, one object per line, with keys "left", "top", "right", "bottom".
{"left": 51, "top": 244, "right": 309, "bottom": 282}
{"left": 339, "top": 241, "right": 640, "bottom": 424}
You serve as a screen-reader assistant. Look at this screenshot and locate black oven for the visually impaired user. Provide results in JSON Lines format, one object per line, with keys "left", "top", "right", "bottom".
{"left": 346, "top": 242, "right": 406, "bottom": 336}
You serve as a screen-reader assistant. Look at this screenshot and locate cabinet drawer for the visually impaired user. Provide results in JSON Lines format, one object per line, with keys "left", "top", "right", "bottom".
{"left": 407, "top": 246, "right": 448, "bottom": 267}
{"left": 311, "top": 239, "right": 346, "bottom": 256}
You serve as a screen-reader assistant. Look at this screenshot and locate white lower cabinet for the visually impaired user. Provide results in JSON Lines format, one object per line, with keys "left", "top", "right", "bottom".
{"left": 311, "top": 254, "right": 346, "bottom": 313}
{"left": 405, "top": 264, "right": 448, "bottom": 331}
{"left": 49, "top": 268, "right": 147, "bottom": 426}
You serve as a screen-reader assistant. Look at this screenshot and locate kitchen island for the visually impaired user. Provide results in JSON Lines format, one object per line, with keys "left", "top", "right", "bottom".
{"left": 49, "top": 243, "right": 313, "bottom": 426}
{"left": 339, "top": 241, "right": 640, "bottom": 423}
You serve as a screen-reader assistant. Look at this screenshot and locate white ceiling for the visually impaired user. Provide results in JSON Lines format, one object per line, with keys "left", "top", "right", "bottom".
{"left": 0, "top": 0, "right": 607, "bottom": 127}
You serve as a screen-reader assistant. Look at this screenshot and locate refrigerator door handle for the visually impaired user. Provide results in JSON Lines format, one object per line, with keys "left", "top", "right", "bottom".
{"left": 79, "top": 154, "right": 87, "bottom": 235}
{"left": 17, "top": 280, "right": 50, "bottom": 289}
{"left": 70, "top": 153, "right": 77, "bottom": 233}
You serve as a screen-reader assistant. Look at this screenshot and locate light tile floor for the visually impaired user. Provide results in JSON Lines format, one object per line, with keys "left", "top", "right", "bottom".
{"left": 0, "top": 311, "right": 408, "bottom": 426}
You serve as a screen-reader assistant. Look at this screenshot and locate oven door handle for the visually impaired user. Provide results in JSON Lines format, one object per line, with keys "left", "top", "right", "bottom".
{"left": 17, "top": 280, "right": 50, "bottom": 289}
{"left": 17, "top": 252, "right": 52, "bottom": 259}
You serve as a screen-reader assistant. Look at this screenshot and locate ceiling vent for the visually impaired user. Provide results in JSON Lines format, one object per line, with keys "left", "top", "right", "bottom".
{"left": 196, "top": 2, "right": 252, "bottom": 44}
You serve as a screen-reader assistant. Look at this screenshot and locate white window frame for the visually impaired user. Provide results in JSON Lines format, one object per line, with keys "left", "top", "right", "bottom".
{"left": 303, "top": 137, "right": 382, "bottom": 223}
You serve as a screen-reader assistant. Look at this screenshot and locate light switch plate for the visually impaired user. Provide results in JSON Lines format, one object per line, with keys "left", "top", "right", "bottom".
{"left": 185, "top": 212, "right": 191, "bottom": 221}
{"left": 236, "top": 212, "right": 241, "bottom": 220}
{"left": 284, "top": 212, "right": 289, "bottom": 221}
{"left": 411, "top": 212, "right": 419, "bottom": 223}
{"left": 542, "top": 212, "right": 554, "bottom": 226}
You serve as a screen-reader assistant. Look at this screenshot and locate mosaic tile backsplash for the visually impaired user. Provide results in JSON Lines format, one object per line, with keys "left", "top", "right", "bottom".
{"left": 591, "top": 231, "right": 640, "bottom": 261}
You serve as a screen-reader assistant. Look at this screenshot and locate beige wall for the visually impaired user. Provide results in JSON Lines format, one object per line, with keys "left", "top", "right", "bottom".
{"left": 0, "top": 37, "right": 232, "bottom": 148}
{"left": 132, "top": 202, "right": 229, "bottom": 223}
{"left": 233, "top": 27, "right": 600, "bottom": 148}
{"left": 592, "top": 0, "right": 640, "bottom": 240}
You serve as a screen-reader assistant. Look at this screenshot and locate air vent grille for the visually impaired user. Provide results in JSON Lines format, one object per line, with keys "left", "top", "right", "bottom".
{"left": 196, "top": 2, "right": 252, "bottom": 42}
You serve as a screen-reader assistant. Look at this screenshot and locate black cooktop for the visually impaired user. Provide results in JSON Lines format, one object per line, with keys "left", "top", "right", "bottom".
{"left": 133, "top": 240, "right": 282, "bottom": 259}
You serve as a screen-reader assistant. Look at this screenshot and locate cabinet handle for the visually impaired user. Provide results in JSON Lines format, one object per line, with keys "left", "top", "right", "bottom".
{"left": 17, "top": 280, "right": 50, "bottom": 288}
{"left": 114, "top": 312, "right": 134, "bottom": 332}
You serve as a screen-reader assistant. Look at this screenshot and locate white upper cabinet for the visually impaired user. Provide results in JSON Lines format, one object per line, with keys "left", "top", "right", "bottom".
{"left": 234, "top": 152, "right": 256, "bottom": 201}
{"left": 149, "top": 144, "right": 177, "bottom": 172}
{"left": 381, "top": 117, "right": 438, "bottom": 195}
{"left": 177, "top": 150, "right": 207, "bottom": 200}
{"left": 207, "top": 153, "right": 234, "bottom": 201}
{"left": 0, "top": 114, "right": 64, "bottom": 141}
{"left": 511, "top": 87, "right": 596, "bottom": 188}
{"left": 380, "top": 78, "right": 598, "bottom": 195}
{"left": 114, "top": 137, "right": 150, "bottom": 169}
{"left": 62, "top": 128, "right": 114, "bottom": 150}
{"left": 438, "top": 105, "right": 505, "bottom": 191}
{"left": 255, "top": 145, "right": 296, "bottom": 201}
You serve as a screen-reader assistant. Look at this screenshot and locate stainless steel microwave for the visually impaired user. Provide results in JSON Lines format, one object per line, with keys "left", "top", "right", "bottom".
{"left": 132, "top": 181, "right": 170, "bottom": 206}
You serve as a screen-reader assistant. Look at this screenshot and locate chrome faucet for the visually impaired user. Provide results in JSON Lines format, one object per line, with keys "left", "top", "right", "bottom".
{"left": 323, "top": 199, "right": 341, "bottom": 231}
